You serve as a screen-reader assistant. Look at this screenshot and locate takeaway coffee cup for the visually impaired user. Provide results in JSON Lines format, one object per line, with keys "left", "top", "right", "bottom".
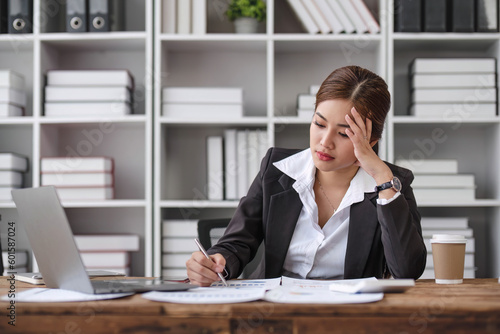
{"left": 430, "top": 234, "right": 467, "bottom": 284}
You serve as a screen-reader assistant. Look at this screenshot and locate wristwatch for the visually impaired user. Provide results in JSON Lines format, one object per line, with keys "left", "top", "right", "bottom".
{"left": 375, "top": 176, "right": 402, "bottom": 193}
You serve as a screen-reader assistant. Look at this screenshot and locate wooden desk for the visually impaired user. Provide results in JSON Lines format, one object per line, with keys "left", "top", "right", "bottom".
{"left": 1, "top": 278, "right": 499, "bottom": 333}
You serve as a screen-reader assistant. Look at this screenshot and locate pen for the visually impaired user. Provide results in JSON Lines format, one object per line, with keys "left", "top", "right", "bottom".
{"left": 194, "top": 238, "right": 228, "bottom": 287}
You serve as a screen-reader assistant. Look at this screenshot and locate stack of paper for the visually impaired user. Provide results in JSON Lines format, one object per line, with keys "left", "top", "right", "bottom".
{"left": 396, "top": 159, "right": 476, "bottom": 203}
{"left": 162, "top": 87, "right": 244, "bottom": 119}
{"left": 161, "top": 220, "right": 199, "bottom": 278}
{"left": 0, "top": 70, "right": 26, "bottom": 117}
{"left": 0, "top": 153, "right": 29, "bottom": 201}
{"left": 74, "top": 234, "right": 139, "bottom": 276}
{"left": 162, "top": 0, "right": 207, "bottom": 34}
{"left": 419, "top": 217, "right": 476, "bottom": 279}
{"left": 287, "top": 0, "right": 380, "bottom": 34}
{"left": 409, "top": 58, "right": 497, "bottom": 118}
{"left": 44, "top": 70, "right": 134, "bottom": 117}
{"left": 40, "top": 156, "right": 114, "bottom": 200}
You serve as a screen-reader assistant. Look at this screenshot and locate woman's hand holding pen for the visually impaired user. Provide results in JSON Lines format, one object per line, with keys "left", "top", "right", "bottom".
{"left": 344, "top": 107, "right": 395, "bottom": 191}
{"left": 186, "top": 252, "right": 226, "bottom": 287}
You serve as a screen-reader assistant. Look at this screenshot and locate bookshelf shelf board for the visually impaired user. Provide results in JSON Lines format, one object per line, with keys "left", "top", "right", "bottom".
{"left": 61, "top": 199, "right": 147, "bottom": 208}
{"left": 159, "top": 117, "right": 269, "bottom": 126}
{"left": 393, "top": 36, "right": 499, "bottom": 52}
{"left": 161, "top": 34, "right": 268, "bottom": 42}
{"left": 392, "top": 116, "right": 500, "bottom": 125}
{"left": 39, "top": 115, "right": 148, "bottom": 125}
{"left": 417, "top": 199, "right": 500, "bottom": 208}
{"left": 274, "top": 38, "right": 381, "bottom": 52}
{"left": 0, "top": 117, "right": 35, "bottom": 125}
{"left": 159, "top": 200, "right": 240, "bottom": 209}
{"left": 160, "top": 39, "right": 267, "bottom": 52}
{"left": 39, "top": 35, "right": 147, "bottom": 51}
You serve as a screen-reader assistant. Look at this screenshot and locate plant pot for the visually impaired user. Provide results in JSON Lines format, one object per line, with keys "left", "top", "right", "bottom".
{"left": 234, "top": 17, "right": 259, "bottom": 34}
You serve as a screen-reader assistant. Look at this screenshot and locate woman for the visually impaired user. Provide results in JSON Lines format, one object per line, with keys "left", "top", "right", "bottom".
{"left": 186, "top": 65, "right": 427, "bottom": 286}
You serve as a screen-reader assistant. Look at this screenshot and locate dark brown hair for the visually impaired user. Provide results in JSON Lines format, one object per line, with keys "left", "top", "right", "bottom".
{"left": 315, "top": 66, "right": 390, "bottom": 140}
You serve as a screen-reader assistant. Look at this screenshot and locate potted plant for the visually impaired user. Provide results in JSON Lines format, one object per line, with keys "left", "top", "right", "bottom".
{"left": 225, "top": 0, "right": 267, "bottom": 34}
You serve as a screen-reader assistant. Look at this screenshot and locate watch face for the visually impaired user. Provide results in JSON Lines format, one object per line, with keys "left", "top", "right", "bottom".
{"left": 392, "top": 177, "right": 402, "bottom": 192}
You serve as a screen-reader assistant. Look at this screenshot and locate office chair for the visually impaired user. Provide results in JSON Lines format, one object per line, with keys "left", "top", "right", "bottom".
{"left": 197, "top": 218, "right": 263, "bottom": 278}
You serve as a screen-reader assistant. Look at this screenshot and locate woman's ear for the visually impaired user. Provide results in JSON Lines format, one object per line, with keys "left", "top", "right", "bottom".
{"left": 370, "top": 139, "right": 379, "bottom": 148}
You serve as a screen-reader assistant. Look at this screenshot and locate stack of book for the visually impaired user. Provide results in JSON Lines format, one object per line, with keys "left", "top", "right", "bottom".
{"left": 207, "top": 128, "right": 268, "bottom": 201}
{"left": 161, "top": 0, "right": 207, "bottom": 34}
{"left": 161, "top": 219, "right": 199, "bottom": 278}
{"left": 419, "top": 217, "right": 476, "bottom": 279}
{"left": 162, "top": 87, "right": 244, "bottom": 119}
{"left": 395, "top": 0, "right": 498, "bottom": 33}
{"left": 396, "top": 159, "right": 476, "bottom": 203}
{"left": 2, "top": 249, "right": 29, "bottom": 274}
{"left": 74, "top": 234, "right": 139, "bottom": 276}
{"left": 0, "top": 153, "right": 29, "bottom": 201}
{"left": 287, "top": 0, "right": 380, "bottom": 34}
{"left": 295, "top": 84, "right": 320, "bottom": 119}
{"left": 0, "top": 70, "right": 26, "bottom": 117}
{"left": 409, "top": 58, "right": 497, "bottom": 118}
{"left": 40, "top": 156, "right": 114, "bottom": 200}
{"left": 44, "top": 70, "right": 134, "bottom": 117}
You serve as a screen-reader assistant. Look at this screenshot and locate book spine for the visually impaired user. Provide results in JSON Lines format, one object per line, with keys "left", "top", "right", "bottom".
{"left": 450, "top": 0, "right": 475, "bottom": 32}
{"left": 287, "top": 0, "right": 320, "bottom": 34}
{"left": 177, "top": 0, "right": 191, "bottom": 34}
{"left": 162, "top": 0, "right": 176, "bottom": 33}
{"left": 206, "top": 136, "right": 224, "bottom": 201}
{"left": 423, "top": 0, "right": 447, "bottom": 32}
{"left": 476, "top": 0, "right": 498, "bottom": 32}
{"left": 192, "top": 0, "right": 207, "bottom": 34}
{"left": 394, "top": 0, "right": 421, "bottom": 32}
{"left": 224, "top": 129, "right": 238, "bottom": 200}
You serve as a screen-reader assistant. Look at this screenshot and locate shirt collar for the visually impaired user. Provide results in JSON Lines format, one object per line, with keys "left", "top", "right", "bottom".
{"left": 273, "top": 148, "right": 378, "bottom": 198}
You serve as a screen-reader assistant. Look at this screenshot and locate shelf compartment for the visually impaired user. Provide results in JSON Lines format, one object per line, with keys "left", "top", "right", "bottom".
{"left": 160, "top": 124, "right": 267, "bottom": 201}
{"left": 39, "top": 122, "right": 147, "bottom": 200}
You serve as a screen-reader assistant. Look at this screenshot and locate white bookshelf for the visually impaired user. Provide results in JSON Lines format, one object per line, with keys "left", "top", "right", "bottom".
{"left": 2, "top": 0, "right": 499, "bottom": 279}
{"left": 0, "top": 0, "right": 153, "bottom": 276}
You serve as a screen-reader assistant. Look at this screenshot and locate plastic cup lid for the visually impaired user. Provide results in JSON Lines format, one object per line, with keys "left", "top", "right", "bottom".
{"left": 430, "top": 234, "right": 467, "bottom": 243}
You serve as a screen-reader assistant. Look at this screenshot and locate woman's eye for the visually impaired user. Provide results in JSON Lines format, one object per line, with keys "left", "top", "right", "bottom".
{"left": 314, "top": 121, "right": 325, "bottom": 128}
{"left": 339, "top": 132, "right": 349, "bottom": 138}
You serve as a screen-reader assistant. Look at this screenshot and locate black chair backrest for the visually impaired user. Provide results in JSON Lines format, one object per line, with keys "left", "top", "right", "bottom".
{"left": 197, "top": 218, "right": 231, "bottom": 250}
{"left": 0, "top": 234, "right": 3, "bottom": 276}
{"left": 197, "top": 218, "right": 264, "bottom": 278}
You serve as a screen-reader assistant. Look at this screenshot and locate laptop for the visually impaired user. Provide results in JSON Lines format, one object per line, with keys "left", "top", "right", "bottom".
{"left": 11, "top": 186, "right": 192, "bottom": 294}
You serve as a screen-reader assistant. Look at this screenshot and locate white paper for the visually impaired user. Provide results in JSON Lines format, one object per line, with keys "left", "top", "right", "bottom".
{"left": 1, "top": 288, "right": 132, "bottom": 303}
{"left": 210, "top": 278, "right": 281, "bottom": 289}
{"left": 141, "top": 287, "right": 266, "bottom": 304}
{"left": 264, "top": 286, "right": 383, "bottom": 304}
{"left": 281, "top": 276, "right": 373, "bottom": 288}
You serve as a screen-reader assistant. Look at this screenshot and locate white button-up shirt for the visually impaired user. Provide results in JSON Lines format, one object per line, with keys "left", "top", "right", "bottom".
{"left": 273, "top": 149, "right": 398, "bottom": 279}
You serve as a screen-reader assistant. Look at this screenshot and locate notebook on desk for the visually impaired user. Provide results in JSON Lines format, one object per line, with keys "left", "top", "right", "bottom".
{"left": 11, "top": 186, "right": 192, "bottom": 294}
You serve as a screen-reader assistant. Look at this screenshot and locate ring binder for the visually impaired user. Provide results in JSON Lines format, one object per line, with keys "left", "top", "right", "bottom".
{"left": 66, "top": 0, "right": 87, "bottom": 32}
{"left": 89, "top": 0, "right": 124, "bottom": 32}
{"left": 7, "top": 0, "right": 32, "bottom": 34}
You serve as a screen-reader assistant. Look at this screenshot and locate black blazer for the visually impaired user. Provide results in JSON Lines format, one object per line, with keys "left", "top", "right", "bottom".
{"left": 208, "top": 148, "right": 427, "bottom": 280}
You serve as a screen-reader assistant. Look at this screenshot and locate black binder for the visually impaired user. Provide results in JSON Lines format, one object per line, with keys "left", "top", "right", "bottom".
{"left": 0, "top": 0, "right": 8, "bottom": 33}
{"left": 66, "top": 0, "right": 87, "bottom": 32}
{"left": 476, "top": 0, "right": 498, "bottom": 32}
{"left": 7, "top": 0, "right": 32, "bottom": 34}
{"left": 423, "top": 0, "right": 447, "bottom": 32}
{"left": 88, "top": 0, "right": 124, "bottom": 32}
{"left": 394, "top": 0, "right": 422, "bottom": 32}
{"left": 450, "top": 0, "right": 474, "bottom": 32}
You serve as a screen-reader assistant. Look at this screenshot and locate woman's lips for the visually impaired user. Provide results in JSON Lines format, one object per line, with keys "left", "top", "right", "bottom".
{"left": 316, "top": 151, "right": 334, "bottom": 161}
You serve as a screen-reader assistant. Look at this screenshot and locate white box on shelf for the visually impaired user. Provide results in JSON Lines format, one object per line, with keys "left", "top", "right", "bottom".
{"left": 420, "top": 217, "right": 469, "bottom": 229}
{"left": 162, "top": 220, "right": 198, "bottom": 238}
{"left": 0, "top": 103, "right": 23, "bottom": 117}
{"left": 412, "top": 174, "right": 475, "bottom": 188}
{"left": 411, "top": 73, "right": 496, "bottom": 89}
{"left": 74, "top": 234, "right": 140, "bottom": 252}
{"left": 0, "top": 70, "right": 25, "bottom": 90}
{"left": 395, "top": 159, "right": 459, "bottom": 174}
{"left": 0, "top": 171, "right": 23, "bottom": 187}
{"left": 0, "top": 153, "right": 29, "bottom": 172}
{"left": 411, "top": 88, "right": 497, "bottom": 103}
{"left": 412, "top": 188, "right": 475, "bottom": 203}
{"left": 0, "top": 88, "right": 26, "bottom": 107}
{"left": 162, "top": 103, "right": 243, "bottom": 119}
{"left": 41, "top": 172, "right": 114, "bottom": 187}
{"left": 45, "top": 86, "right": 131, "bottom": 103}
{"left": 410, "top": 58, "right": 497, "bottom": 74}
{"left": 162, "top": 87, "right": 243, "bottom": 104}
{"left": 55, "top": 186, "right": 114, "bottom": 201}
{"left": 46, "top": 70, "right": 134, "bottom": 89}
{"left": 41, "top": 157, "right": 113, "bottom": 173}
{"left": 409, "top": 103, "right": 497, "bottom": 118}
{"left": 44, "top": 102, "right": 132, "bottom": 117}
